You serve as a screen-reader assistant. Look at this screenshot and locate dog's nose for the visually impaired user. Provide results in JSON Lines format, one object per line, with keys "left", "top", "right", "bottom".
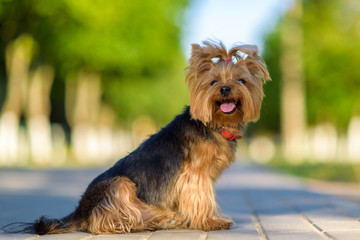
{"left": 220, "top": 86, "right": 231, "bottom": 97}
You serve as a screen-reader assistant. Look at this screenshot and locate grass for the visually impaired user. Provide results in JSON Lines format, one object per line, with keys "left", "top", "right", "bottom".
{"left": 267, "top": 160, "right": 360, "bottom": 183}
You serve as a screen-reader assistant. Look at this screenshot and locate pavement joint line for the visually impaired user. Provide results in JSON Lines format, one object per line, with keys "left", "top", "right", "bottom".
{"left": 295, "top": 208, "right": 334, "bottom": 240}
{"left": 242, "top": 190, "right": 269, "bottom": 240}
{"left": 273, "top": 192, "right": 335, "bottom": 240}
{"left": 311, "top": 223, "right": 323, "bottom": 232}
{"left": 251, "top": 214, "right": 268, "bottom": 240}
{"left": 323, "top": 199, "right": 360, "bottom": 223}
{"left": 304, "top": 191, "right": 360, "bottom": 226}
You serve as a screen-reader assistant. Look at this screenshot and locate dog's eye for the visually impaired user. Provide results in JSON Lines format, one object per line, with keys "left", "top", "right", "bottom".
{"left": 210, "top": 80, "right": 218, "bottom": 86}
{"left": 238, "top": 79, "right": 246, "bottom": 84}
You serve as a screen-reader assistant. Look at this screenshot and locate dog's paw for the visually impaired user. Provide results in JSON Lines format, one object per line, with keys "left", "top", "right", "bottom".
{"left": 159, "top": 214, "right": 188, "bottom": 230}
{"left": 200, "top": 217, "right": 234, "bottom": 231}
{"left": 161, "top": 217, "right": 180, "bottom": 229}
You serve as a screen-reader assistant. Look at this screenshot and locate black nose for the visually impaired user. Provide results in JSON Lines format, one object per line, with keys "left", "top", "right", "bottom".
{"left": 220, "top": 86, "right": 231, "bottom": 97}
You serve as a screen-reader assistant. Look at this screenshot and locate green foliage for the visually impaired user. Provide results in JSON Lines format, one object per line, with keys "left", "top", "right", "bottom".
{"left": 0, "top": 0, "right": 190, "bottom": 125}
{"left": 269, "top": 160, "right": 360, "bottom": 182}
{"left": 302, "top": 0, "right": 360, "bottom": 129}
{"left": 259, "top": 0, "right": 360, "bottom": 134}
{"left": 104, "top": 57, "right": 189, "bottom": 125}
{"left": 249, "top": 23, "right": 283, "bottom": 135}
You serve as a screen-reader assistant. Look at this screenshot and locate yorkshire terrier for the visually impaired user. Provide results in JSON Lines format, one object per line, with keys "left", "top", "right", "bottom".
{"left": 5, "top": 40, "right": 270, "bottom": 234}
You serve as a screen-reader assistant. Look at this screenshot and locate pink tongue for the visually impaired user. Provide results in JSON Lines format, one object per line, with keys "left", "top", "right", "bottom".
{"left": 220, "top": 102, "right": 236, "bottom": 113}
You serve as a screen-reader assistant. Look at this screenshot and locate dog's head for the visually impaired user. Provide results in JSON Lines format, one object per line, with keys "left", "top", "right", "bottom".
{"left": 185, "top": 40, "right": 271, "bottom": 133}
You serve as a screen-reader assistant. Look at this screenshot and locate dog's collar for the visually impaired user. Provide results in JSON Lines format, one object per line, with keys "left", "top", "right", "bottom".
{"left": 219, "top": 128, "right": 242, "bottom": 141}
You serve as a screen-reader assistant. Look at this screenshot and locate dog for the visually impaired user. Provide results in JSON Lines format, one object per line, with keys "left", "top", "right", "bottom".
{"left": 5, "top": 40, "right": 270, "bottom": 235}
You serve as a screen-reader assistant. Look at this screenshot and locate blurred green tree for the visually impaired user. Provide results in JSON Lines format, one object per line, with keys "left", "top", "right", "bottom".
{"left": 254, "top": 0, "right": 360, "bottom": 135}
{"left": 302, "top": 0, "right": 360, "bottom": 129}
{"left": 0, "top": 0, "right": 189, "bottom": 127}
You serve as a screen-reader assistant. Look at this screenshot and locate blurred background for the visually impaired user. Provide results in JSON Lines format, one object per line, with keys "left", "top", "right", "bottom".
{"left": 0, "top": 0, "right": 359, "bottom": 182}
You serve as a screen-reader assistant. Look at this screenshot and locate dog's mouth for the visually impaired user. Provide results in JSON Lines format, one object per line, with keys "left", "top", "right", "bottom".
{"left": 216, "top": 99, "right": 240, "bottom": 114}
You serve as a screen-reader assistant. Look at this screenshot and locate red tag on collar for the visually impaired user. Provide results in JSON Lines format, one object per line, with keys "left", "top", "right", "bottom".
{"left": 219, "top": 128, "right": 242, "bottom": 141}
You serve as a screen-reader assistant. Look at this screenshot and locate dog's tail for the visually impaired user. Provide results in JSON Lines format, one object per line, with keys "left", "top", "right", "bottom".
{"left": 2, "top": 215, "right": 79, "bottom": 235}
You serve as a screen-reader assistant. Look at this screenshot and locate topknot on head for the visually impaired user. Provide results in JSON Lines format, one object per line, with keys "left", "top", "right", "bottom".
{"left": 229, "top": 44, "right": 271, "bottom": 83}
{"left": 185, "top": 40, "right": 271, "bottom": 87}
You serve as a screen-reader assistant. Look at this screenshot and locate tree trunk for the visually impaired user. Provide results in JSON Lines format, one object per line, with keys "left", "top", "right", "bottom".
{"left": 0, "top": 35, "right": 34, "bottom": 165}
{"left": 280, "top": 0, "right": 306, "bottom": 163}
{"left": 26, "top": 66, "right": 54, "bottom": 165}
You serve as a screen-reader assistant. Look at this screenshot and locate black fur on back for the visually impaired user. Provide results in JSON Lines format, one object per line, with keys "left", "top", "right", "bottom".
{"left": 86, "top": 106, "right": 213, "bottom": 205}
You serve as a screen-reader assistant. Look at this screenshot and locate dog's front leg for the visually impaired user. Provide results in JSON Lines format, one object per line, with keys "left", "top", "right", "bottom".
{"left": 176, "top": 142, "right": 233, "bottom": 231}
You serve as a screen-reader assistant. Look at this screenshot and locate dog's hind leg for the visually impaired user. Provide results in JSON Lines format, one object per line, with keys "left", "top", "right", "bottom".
{"left": 85, "top": 176, "right": 187, "bottom": 234}
{"left": 86, "top": 177, "right": 144, "bottom": 234}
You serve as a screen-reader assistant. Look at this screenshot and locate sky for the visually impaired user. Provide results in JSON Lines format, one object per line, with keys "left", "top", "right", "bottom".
{"left": 182, "top": 0, "right": 294, "bottom": 57}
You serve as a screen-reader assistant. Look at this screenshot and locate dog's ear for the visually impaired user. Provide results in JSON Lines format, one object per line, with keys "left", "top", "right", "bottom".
{"left": 185, "top": 43, "right": 213, "bottom": 86}
{"left": 233, "top": 45, "right": 271, "bottom": 83}
{"left": 185, "top": 43, "right": 214, "bottom": 123}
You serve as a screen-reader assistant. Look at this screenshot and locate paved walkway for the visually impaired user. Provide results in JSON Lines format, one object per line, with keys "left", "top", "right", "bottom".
{"left": 0, "top": 162, "right": 360, "bottom": 240}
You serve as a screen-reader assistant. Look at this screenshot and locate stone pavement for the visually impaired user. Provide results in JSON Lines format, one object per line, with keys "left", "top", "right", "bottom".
{"left": 0, "top": 162, "right": 360, "bottom": 240}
